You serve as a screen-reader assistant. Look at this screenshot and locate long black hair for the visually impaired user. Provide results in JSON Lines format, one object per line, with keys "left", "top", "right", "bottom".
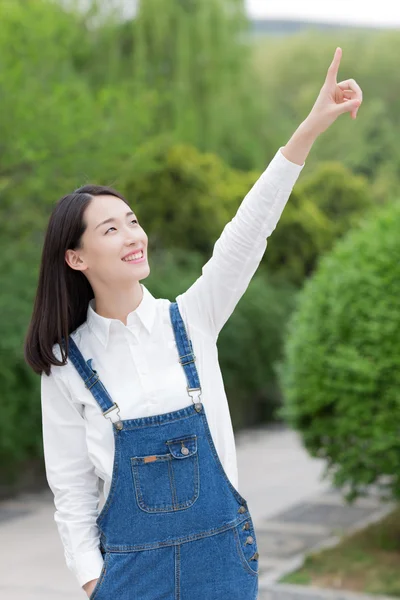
{"left": 24, "top": 184, "right": 127, "bottom": 376}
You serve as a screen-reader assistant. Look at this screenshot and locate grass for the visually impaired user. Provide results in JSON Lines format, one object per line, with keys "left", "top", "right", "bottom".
{"left": 280, "top": 506, "right": 400, "bottom": 597}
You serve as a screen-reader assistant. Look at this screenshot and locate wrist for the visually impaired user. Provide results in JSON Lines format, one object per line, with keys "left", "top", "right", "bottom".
{"left": 282, "top": 118, "right": 319, "bottom": 166}
{"left": 297, "top": 117, "right": 321, "bottom": 142}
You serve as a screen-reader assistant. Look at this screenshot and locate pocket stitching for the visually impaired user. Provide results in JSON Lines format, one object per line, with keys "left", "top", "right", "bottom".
{"left": 232, "top": 525, "right": 259, "bottom": 577}
{"left": 130, "top": 441, "right": 200, "bottom": 513}
{"left": 166, "top": 435, "right": 198, "bottom": 459}
{"left": 131, "top": 455, "right": 199, "bottom": 512}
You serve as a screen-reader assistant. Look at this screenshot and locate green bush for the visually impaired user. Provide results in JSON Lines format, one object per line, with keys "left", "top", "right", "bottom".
{"left": 266, "top": 162, "right": 373, "bottom": 284}
{"left": 0, "top": 246, "right": 43, "bottom": 484}
{"left": 121, "top": 140, "right": 257, "bottom": 255}
{"left": 279, "top": 200, "right": 400, "bottom": 501}
{"left": 217, "top": 275, "right": 298, "bottom": 428}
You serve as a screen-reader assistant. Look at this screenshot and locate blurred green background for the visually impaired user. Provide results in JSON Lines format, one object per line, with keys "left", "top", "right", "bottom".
{"left": 2, "top": 0, "right": 400, "bottom": 502}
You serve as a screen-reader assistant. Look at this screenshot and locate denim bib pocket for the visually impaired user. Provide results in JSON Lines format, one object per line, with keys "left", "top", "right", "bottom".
{"left": 130, "top": 434, "right": 199, "bottom": 513}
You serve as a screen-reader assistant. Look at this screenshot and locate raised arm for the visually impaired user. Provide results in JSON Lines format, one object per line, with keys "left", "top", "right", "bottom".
{"left": 178, "top": 47, "right": 362, "bottom": 338}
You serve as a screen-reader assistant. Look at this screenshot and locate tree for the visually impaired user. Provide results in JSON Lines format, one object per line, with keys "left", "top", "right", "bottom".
{"left": 131, "top": 0, "right": 264, "bottom": 168}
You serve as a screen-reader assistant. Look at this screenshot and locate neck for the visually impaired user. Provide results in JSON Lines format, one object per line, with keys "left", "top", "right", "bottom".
{"left": 92, "top": 281, "right": 144, "bottom": 325}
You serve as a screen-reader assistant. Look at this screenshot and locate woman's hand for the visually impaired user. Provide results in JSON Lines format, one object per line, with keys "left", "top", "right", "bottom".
{"left": 282, "top": 47, "right": 363, "bottom": 166}
{"left": 306, "top": 46, "right": 363, "bottom": 136}
{"left": 82, "top": 577, "right": 98, "bottom": 598}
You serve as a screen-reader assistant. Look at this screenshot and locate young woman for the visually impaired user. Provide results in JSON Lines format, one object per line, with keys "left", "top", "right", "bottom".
{"left": 24, "top": 48, "right": 361, "bottom": 600}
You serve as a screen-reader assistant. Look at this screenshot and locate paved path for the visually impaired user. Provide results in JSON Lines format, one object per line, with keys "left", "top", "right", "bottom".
{"left": 260, "top": 584, "right": 396, "bottom": 600}
{"left": 237, "top": 426, "right": 395, "bottom": 597}
{"left": 0, "top": 425, "right": 394, "bottom": 599}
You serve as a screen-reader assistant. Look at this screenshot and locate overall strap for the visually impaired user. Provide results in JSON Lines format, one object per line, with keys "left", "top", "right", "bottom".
{"left": 169, "top": 302, "right": 203, "bottom": 411}
{"left": 61, "top": 336, "right": 123, "bottom": 430}
{"left": 62, "top": 300, "right": 202, "bottom": 429}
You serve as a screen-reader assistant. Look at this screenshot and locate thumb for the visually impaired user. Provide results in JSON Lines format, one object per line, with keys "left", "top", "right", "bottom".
{"left": 334, "top": 99, "right": 361, "bottom": 118}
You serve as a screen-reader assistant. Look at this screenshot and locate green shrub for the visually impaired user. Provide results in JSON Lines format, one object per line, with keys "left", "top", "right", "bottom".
{"left": 218, "top": 274, "right": 298, "bottom": 428}
{"left": 279, "top": 200, "right": 400, "bottom": 501}
{"left": 121, "top": 141, "right": 257, "bottom": 255}
{"left": 266, "top": 162, "right": 373, "bottom": 284}
{"left": 0, "top": 246, "right": 43, "bottom": 484}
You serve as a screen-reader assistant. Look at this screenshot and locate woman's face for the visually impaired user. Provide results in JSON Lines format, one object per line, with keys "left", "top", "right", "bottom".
{"left": 66, "top": 194, "right": 150, "bottom": 285}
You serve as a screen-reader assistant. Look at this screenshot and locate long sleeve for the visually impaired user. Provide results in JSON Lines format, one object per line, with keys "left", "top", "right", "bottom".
{"left": 41, "top": 369, "right": 104, "bottom": 588}
{"left": 178, "top": 147, "right": 305, "bottom": 338}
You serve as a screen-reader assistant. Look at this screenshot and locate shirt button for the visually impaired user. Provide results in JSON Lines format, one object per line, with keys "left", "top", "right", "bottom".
{"left": 238, "top": 505, "right": 246, "bottom": 514}
{"left": 243, "top": 522, "right": 250, "bottom": 530}
{"left": 181, "top": 446, "right": 189, "bottom": 455}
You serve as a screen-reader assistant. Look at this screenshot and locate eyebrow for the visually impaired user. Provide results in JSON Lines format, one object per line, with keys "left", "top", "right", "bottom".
{"left": 95, "top": 211, "right": 136, "bottom": 230}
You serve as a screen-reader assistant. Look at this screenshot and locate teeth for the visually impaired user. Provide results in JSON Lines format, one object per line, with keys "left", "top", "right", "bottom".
{"left": 123, "top": 250, "right": 143, "bottom": 262}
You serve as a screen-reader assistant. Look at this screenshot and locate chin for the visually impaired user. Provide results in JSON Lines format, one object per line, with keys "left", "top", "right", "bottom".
{"left": 139, "top": 265, "right": 151, "bottom": 280}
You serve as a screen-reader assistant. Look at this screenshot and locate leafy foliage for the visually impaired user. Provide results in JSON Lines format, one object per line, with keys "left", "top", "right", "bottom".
{"left": 280, "top": 201, "right": 400, "bottom": 501}
{"left": 266, "top": 162, "right": 373, "bottom": 283}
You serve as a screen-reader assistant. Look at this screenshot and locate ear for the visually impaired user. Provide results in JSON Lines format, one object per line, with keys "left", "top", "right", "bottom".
{"left": 65, "top": 248, "right": 88, "bottom": 272}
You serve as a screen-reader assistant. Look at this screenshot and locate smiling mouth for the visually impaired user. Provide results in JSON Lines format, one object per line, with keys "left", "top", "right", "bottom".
{"left": 122, "top": 250, "right": 145, "bottom": 262}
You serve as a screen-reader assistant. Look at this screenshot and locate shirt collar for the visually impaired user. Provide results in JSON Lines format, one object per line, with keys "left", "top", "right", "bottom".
{"left": 86, "top": 283, "right": 156, "bottom": 348}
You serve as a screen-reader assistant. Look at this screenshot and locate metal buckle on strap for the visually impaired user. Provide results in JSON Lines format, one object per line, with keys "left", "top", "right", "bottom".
{"left": 179, "top": 352, "right": 196, "bottom": 366}
{"left": 187, "top": 387, "right": 203, "bottom": 412}
{"left": 103, "top": 403, "right": 120, "bottom": 418}
{"left": 187, "top": 387, "right": 201, "bottom": 400}
{"left": 103, "top": 403, "right": 123, "bottom": 430}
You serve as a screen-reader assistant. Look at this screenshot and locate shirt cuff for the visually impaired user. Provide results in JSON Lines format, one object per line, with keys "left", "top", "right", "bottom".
{"left": 73, "top": 548, "right": 105, "bottom": 588}
{"left": 264, "top": 147, "right": 305, "bottom": 191}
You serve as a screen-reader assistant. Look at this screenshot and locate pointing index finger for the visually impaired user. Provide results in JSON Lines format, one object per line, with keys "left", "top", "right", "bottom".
{"left": 326, "top": 47, "right": 342, "bottom": 83}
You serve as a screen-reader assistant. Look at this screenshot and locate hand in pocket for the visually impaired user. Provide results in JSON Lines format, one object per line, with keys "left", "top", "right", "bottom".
{"left": 83, "top": 578, "right": 99, "bottom": 598}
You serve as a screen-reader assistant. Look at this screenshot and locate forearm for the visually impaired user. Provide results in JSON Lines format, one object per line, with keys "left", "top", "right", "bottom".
{"left": 281, "top": 117, "right": 319, "bottom": 167}
{"left": 179, "top": 148, "right": 304, "bottom": 338}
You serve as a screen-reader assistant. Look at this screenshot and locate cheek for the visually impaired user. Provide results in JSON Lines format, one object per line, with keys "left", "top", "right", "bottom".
{"left": 87, "top": 238, "right": 120, "bottom": 266}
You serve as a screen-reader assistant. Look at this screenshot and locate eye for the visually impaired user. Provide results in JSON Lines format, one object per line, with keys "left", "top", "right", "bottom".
{"left": 105, "top": 219, "right": 138, "bottom": 235}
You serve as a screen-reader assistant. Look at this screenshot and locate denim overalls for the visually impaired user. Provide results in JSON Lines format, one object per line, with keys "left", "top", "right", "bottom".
{"left": 65, "top": 301, "right": 259, "bottom": 599}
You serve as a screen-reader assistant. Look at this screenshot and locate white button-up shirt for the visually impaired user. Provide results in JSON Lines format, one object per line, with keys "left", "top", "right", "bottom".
{"left": 40, "top": 148, "right": 304, "bottom": 587}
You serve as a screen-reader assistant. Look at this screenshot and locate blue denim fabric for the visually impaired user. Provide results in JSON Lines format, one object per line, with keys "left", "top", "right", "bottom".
{"left": 66, "top": 302, "right": 259, "bottom": 599}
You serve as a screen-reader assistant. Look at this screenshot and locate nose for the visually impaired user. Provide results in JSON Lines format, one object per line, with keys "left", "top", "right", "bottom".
{"left": 123, "top": 236, "right": 145, "bottom": 254}
{"left": 124, "top": 238, "right": 140, "bottom": 249}
{"left": 122, "top": 222, "right": 147, "bottom": 248}
{"left": 123, "top": 226, "right": 140, "bottom": 244}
